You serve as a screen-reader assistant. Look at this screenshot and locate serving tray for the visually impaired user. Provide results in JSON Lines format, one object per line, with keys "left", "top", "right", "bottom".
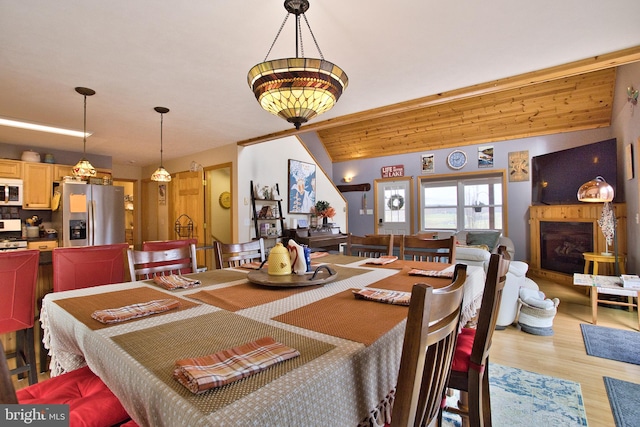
{"left": 247, "top": 265, "right": 338, "bottom": 287}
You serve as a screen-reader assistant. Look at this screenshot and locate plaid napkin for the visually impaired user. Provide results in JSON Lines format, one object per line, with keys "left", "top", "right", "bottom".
{"left": 173, "top": 337, "right": 300, "bottom": 394}
{"left": 153, "top": 274, "right": 201, "bottom": 290}
{"left": 310, "top": 252, "right": 329, "bottom": 259}
{"left": 240, "top": 261, "right": 265, "bottom": 270}
{"left": 91, "top": 299, "right": 181, "bottom": 324}
{"left": 408, "top": 268, "right": 454, "bottom": 278}
{"left": 365, "top": 256, "right": 398, "bottom": 265}
{"left": 353, "top": 288, "right": 411, "bottom": 306}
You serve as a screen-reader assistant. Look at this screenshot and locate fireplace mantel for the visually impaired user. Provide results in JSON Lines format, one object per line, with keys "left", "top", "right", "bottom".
{"left": 529, "top": 204, "right": 627, "bottom": 285}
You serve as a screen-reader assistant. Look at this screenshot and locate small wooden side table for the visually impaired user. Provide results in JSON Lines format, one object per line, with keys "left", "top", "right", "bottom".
{"left": 582, "top": 252, "right": 626, "bottom": 275}
{"left": 573, "top": 274, "right": 639, "bottom": 330}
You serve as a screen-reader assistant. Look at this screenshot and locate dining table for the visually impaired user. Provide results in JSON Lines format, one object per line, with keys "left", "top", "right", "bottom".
{"left": 40, "top": 255, "right": 485, "bottom": 427}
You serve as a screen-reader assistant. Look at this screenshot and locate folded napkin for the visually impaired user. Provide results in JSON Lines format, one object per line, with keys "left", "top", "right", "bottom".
{"left": 310, "top": 252, "right": 329, "bottom": 259}
{"left": 365, "top": 255, "right": 398, "bottom": 265}
{"left": 353, "top": 288, "right": 411, "bottom": 306}
{"left": 408, "top": 268, "right": 454, "bottom": 278}
{"left": 240, "top": 261, "right": 266, "bottom": 270}
{"left": 91, "top": 299, "right": 180, "bottom": 324}
{"left": 153, "top": 274, "right": 201, "bottom": 290}
{"left": 173, "top": 337, "right": 300, "bottom": 394}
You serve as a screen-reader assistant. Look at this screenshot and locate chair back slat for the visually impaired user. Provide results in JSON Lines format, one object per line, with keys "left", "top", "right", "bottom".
{"left": 53, "top": 243, "right": 128, "bottom": 292}
{"left": 142, "top": 239, "right": 198, "bottom": 275}
{"left": 345, "top": 234, "right": 393, "bottom": 258}
{"left": 391, "top": 263, "right": 467, "bottom": 427}
{"left": 128, "top": 244, "right": 197, "bottom": 280}
{"left": 401, "top": 235, "right": 456, "bottom": 263}
{"left": 214, "top": 239, "right": 265, "bottom": 269}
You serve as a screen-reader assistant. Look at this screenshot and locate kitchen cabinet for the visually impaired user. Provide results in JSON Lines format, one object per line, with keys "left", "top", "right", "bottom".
{"left": 23, "top": 162, "right": 53, "bottom": 209}
{"left": 0, "top": 159, "right": 23, "bottom": 178}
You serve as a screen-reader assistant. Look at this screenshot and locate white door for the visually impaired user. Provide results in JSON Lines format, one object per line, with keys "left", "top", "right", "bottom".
{"left": 374, "top": 178, "right": 413, "bottom": 235}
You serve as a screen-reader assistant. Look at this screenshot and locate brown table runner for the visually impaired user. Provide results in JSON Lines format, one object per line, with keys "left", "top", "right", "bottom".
{"left": 317, "top": 254, "right": 367, "bottom": 264}
{"left": 111, "top": 311, "right": 335, "bottom": 414}
{"left": 189, "top": 265, "right": 370, "bottom": 312}
{"left": 364, "top": 260, "right": 452, "bottom": 271}
{"left": 272, "top": 265, "right": 454, "bottom": 346}
{"left": 53, "top": 287, "right": 200, "bottom": 330}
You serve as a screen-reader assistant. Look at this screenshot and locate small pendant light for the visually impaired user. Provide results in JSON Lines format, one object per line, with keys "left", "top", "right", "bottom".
{"left": 72, "top": 87, "right": 97, "bottom": 178}
{"left": 151, "top": 106, "right": 172, "bottom": 182}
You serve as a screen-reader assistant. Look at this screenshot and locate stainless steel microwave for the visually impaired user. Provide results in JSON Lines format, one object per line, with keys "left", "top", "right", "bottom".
{"left": 0, "top": 178, "right": 23, "bottom": 206}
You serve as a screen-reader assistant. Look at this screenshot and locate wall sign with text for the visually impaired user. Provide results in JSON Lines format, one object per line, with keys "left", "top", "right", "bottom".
{"left": 381, "top": 165, "right": 404, "bottom": 178}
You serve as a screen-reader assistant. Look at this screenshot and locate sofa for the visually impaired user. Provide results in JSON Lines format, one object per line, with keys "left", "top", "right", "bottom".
{"left": 451, "top": 230, "right": 539, "bottom": 328}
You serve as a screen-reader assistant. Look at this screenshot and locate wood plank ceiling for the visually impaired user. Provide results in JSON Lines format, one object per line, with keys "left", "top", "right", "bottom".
{"left": 318, "top": 68, "right": 616, "bottom": 163}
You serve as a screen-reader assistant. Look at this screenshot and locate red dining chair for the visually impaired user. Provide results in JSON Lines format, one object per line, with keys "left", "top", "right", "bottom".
{"left": 443, "top": 246, "right": 510, "bottom": 427}
{"left": 389, "top": 264, "right": 468, "bottom": 427}
{"left": 0, "top": 341, "right": 130, "bottom": 427}
{"left": 0, "top": 250, "right": 39, "bottom": 385}
{"left": 52, "top": 243, "right": 129, "bottom": 292}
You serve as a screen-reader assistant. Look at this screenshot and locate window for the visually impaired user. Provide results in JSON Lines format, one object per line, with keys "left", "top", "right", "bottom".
{"left": 420, "top": 172, "right": 505, "bottom": 232}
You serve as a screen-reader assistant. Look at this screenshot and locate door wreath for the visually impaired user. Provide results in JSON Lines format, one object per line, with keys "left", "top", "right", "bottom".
{"left": 387, "top": 194, "right": 404, "bottom": 210}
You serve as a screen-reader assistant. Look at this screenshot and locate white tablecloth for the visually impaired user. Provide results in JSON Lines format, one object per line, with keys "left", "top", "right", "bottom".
{"left": 41, "top": 260, "right": 484, "bottom": 427}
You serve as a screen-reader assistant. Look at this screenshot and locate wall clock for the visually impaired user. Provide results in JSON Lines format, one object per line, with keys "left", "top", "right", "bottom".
{"left": 447, "top": 150, "right": 467, "bottom": 170}
{"left": 218, "top": 191, "right": 231, "bottom": 209}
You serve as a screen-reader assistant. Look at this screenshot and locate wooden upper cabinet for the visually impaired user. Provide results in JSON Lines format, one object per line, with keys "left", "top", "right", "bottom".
{"left": 0, "top": 159, "right": 23, "bottom": 178}
{"left": 53, "top": 164, "right": 74, "bottom": 181}
{"left": 23, "top": 162, "right": 52, "bottom": 209}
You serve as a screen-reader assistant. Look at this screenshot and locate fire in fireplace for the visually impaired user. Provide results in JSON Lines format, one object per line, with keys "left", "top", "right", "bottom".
{"left": 540, "top": 221, "right": 594, "bottom": 274}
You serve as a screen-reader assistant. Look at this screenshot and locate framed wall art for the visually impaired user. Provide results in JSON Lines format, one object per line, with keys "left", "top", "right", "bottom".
{"left": 288, "top": 159, "right": 316, "bottom": 213}
{"left": 478, "top": 146, "right": 494, "bottom": 168}
{"left": 421, "top": 153, "right": 434, "bottom": 174}
{"left": 508, "top": 150, "right": 529, "bottom": 182}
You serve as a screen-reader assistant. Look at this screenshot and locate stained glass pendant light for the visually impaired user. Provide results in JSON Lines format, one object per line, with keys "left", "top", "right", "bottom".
{"left": 247, "top": 0, "right": 348, "bottom": 130}
{"left": 72, "top": 87, "right": 97, "bottom": 178}
{"left": 151, "top": 107, "right": 172, "bottom": 182}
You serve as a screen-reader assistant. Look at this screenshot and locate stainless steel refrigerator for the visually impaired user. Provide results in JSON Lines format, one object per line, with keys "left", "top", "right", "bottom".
{"left": 52, "top": 182, "right": 125, "bottom": 247}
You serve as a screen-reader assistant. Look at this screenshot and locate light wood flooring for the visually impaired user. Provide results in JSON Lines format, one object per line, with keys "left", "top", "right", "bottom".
{"left": 10, "top": 276, "right": 639, "bottom": 426}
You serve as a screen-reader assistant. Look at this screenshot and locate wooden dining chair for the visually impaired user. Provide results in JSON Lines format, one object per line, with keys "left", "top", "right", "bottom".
{"left": 345, "top": 234, "right": 393, "bottom": 258}
{"left": 213, "top": 238, "right": 265, "bottom": 269}
{"left": 401, "top": 235, "right": 456, "bottom": 263}
{"left": 443, "top": 246, "right": 511, "bottom": 427}
{"left": 127, "top": 244, "right": 197, "bottom": 280}
{"left": 52, "top": 243, "right": 129, "bottom": 292}
{"left": 0, "top": 340, "right": 130, "bottom": 426}
{"left": 390, "top": 263, "right": 468, "bottom": 427}
{"left": 0, "top": 250, "right": 39, "bottom": 385}
{"left": 142, "top": 238, "right": 198, "bottom": 275}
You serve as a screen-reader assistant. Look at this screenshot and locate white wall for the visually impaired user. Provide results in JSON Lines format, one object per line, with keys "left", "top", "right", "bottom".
{"left": 237, "top": 136, "right": 346, "bottom": 243}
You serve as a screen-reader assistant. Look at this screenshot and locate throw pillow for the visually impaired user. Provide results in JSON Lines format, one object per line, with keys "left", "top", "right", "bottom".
{"left": 466, "top": 231, "right": 501, "bottom": 251}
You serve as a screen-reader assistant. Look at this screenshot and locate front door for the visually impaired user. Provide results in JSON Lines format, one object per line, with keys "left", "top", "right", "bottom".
{"left": 374, "top": 177, "right": 413, "bottom": 236}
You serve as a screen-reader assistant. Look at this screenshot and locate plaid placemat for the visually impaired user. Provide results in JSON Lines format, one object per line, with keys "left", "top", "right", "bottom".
{"left": 111, "top": 311, "right": 335, "bottom": 414}
{"left": 53, "top": 287, "right": 200, "bottom": 330}
{"left": 189, "top": 265, "right": 370, "bottom": 311}
{"left": 364, "top": 266, "right": 453, "bottom": 292}
{"left": 366, "top": 260, "right": 452, "bottom": 271}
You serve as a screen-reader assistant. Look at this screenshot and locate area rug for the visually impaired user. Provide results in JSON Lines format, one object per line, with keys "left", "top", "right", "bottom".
{"left": 580, "top": 324, "right": 640, "bottom": 365}
{"left": 604, "top": 377, "right": 640, "bottom": 427}
{"left": 442, "top": 363, "right": 588, "bottom": 426}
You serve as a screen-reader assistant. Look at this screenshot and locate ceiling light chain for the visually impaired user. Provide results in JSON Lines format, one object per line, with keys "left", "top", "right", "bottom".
{"left": 151, "top": 106, "right": 172, "bottom": 182}
{"left": 72, "top": 87, "right": 97, "bottom": 178}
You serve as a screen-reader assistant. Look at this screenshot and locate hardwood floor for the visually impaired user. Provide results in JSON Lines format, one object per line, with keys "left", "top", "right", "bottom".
{"left": 10, "top": 275, "right": 638, "bottom": 426}
{"left": 491, "top": 275, "right": 640, "bottom": 427}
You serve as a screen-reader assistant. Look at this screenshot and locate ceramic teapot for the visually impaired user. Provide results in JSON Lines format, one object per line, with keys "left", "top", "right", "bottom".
{"left": 267, "top": 242, "right": 291, "bottom": 276}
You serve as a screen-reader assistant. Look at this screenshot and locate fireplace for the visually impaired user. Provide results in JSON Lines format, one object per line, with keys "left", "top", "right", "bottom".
{"left": 540, "top": 221, "right": 593, "bottom": 274}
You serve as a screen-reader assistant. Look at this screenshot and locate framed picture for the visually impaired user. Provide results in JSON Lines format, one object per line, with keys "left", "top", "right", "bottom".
{"left": 508, "top": 150, "right": 529, "bottom": 182}
{"left": 625, "top": 143, "right": 634, "bottom": 180}
{"left": 421, "top": 153, "right": 434, "bottom": 174}
{"left": 478, "top": 146, "right": 494, "bottom": 168}
{"left": 288, "top": 159, "right": 316, "bottom": 213}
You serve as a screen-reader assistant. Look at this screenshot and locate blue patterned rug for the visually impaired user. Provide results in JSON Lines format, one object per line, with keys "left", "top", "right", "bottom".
{"left": 443, "top": 363, "right": 588, "bottom": 426}
{"left": 580, "top": 324, "right": 640, "bottom": 365}
{"left": 604, "top": 377, "right": 640, "bottom": 427}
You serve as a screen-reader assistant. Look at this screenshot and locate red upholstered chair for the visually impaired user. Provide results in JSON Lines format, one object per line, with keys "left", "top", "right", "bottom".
{"left": 444, "top": 246, "right": 510, "bottom": 427}
{"left": 0, "top": 250, "right": 39, "bottom": 385}
{"left": 52, "top": 243, "right": 129, "bottom": 292}
{"left": 0, "top": 341, "right": 129, "bottom": 427}
{"left": 389, "top": 264, "right": 468, "bottom": 427}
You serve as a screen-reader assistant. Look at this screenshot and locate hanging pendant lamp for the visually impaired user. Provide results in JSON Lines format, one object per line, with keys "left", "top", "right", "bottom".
{"left": 151, "top": 107, "right": 172, "bottom": 182}
{"left": 72, "top": 87, "right": 97, "bottom": 178}
{"left": 247, "top": 0, "right": 348, "bottom": 130}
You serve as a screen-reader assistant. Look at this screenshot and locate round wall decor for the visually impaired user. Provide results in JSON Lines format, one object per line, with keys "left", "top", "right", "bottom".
{"left": 219, "top": 191, "right": 231, "bottom": 209}
{"left": 447, "top": 149, "right": 468, "bottom": 170}
{"left": 387, "top": 194, "right": 404, "bottom": 210}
